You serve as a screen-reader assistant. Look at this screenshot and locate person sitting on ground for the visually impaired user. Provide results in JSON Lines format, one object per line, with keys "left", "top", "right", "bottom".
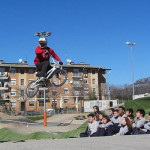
{"left": 116, "top": 117, "right": 132, "bottom": 135}
{"left": 93, "top": 106, "right": 100, "bottom": 121}
{"left": 34, "top": 37, "right": 63, "bottom": 80}
{"left": 128, "top": 115, "right": 135, "bottom": 128}
{"left": 108, "top": 108, "right": 114, "bottom": 118}
{"left": 98, "top": 113, "right": 105, "bottom": 124}
{"left": 126, "top": 108, "right": 134, "bottom": 117}
{"left": 91, "top": 116, "right": 113, "bottom": 137}
{"left": 140, "top": 112, "right": 150, "bottom": 134}
{"left": 132, "top": 109, "right": 146, "bottom": 135}
{"left": 107, "top": 109, "right": 122, "bottom": 136}
{"left": 80, "top": 113, "right": 99, "bottom": 137}
{"left": 119, "top": 106, "right": 126, "bottom": 119}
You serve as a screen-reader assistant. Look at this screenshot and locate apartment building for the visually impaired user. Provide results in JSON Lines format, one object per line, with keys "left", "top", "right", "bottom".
{"left": 0, "top": 60, "right": 110, "bottom": 113}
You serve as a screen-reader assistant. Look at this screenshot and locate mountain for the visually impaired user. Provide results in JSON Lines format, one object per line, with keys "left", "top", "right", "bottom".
{"left": 135, "top": 77, "right": 150, "bottom": 86}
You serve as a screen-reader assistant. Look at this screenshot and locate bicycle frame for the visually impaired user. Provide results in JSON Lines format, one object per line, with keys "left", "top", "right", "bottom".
{"left": 35, "top": 57, "right": 61, "bottom": 84}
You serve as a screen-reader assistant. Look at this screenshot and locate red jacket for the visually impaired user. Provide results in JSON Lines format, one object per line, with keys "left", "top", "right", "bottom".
{"left": 34, "top": 46, "right": 60, "bottom": 65}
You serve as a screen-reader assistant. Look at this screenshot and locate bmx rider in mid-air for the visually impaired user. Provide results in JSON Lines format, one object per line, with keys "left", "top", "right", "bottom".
{"left": 34, "top": 37, "right": 63, "bottom": 81}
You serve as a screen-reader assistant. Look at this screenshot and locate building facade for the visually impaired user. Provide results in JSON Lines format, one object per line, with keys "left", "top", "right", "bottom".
{"left": 0, "top": 60, "right": 110, "bottom": 113}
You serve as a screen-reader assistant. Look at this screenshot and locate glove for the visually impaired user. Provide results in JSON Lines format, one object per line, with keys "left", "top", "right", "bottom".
{"left": 45, "top": 50, "right": 49, "bottom": 55}
{"left": 59, "top": 61, "right": 63, "bottom": 65}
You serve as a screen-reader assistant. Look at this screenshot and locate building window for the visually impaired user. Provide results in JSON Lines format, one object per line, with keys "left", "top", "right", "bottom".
{"left": 64, "top": 88, "right": 69, "bottom": 94}
{"left": 84, "top": 79, "right": 88, "bottom": 84}
{"left": 83, "top": 70, "right": 88, "bottom": 74}
{"left": 29, "top": 69, "right": 34, "bottom": 74}
{"left": 65, "top": 78, "right": 68, "bottom": 84}
{"left": 52, "top": 99, "right": 57, "bottom": 108}
{"left": 20, "top": 90, "right": 24, "bottom": 97}
{"left": 52, "top": 90, "right": 57, "bottom": 96}
{"left": 93, "top": 88, "right": 96, "bottom": 93}
{"left": 92, "top": 79, "right": 95, "bottom": 84}
{"left": 10, "top": 79, "right": 16, "bottom": 85}
{"left": 21, "top": 79, "right": 24, "bottom": 86}
{"left": 10, "top": 68, "right": 16, "bottom": 74}
{"left": 39, "top": 101, "right": 44, "bottom": 107}
{"left": 64, "top": 99, "right": 69, "bottom": 104}
{"left": 29, "top": 100, "right": 34, "bottom": 106}
{"left": 92, "top": 70, "right": 95, "bottom": 74}
{"left": 10, "top": 90, "right": 16, "bottom": 96}
{"left": 84, "top": 88, "right": 89, "bottom": 94}
{"left": 73, "top": 69, "right": 79, "bottom": 73}
{"left": 20, "top": 70, "right": 24, "bottom": 74}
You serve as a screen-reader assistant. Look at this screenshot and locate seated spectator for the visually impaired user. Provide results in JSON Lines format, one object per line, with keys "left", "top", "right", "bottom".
{"left": 126, "top": 108, "right": 134, "bottom": 117}
{"left": 116, "top": 117, "right": 132, "bottom": 135}
{"left": 91, "top": 116, "right": 113, "bottom": 137}
{"left": 119, "top": 106, "right": 126, "bottom": 119}
{"left": 128, "top": 115, "right": 135, "bottom": 128}
{"left": 132, "top": 109, "right": 146, "bottom": 135}
{"left": 141, "top": 112, "right": 150, "bottom": 134}
{"left": 93, "top": 106, "right": 100, "bottom": 121}
{"left": 98, "top": 113, "right": 104, "bottom": 124}
{"left": 108, "top": 108, "right": 114, "bottom": 118}
{"left": 80, "top": 113, "right": 99, "bottom": 137}
{"left": 107, "top": 109, "right": 122, "bottom": 136}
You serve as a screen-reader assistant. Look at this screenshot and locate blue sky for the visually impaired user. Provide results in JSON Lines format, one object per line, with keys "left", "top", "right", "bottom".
{"left": 0, "top": 0, "right": 150, "bottom": 85}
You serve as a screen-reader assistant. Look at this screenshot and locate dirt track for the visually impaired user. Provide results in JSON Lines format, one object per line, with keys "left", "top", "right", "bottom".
{"left": 0, "top": 113, "right": 88, "bottom": 134}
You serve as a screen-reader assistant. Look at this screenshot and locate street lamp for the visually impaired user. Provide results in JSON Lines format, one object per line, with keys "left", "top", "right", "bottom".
{"left": 125, "top": 41, "right": 136, "bottom": 100}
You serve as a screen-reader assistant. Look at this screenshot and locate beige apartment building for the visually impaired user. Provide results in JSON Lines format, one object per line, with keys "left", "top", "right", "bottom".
{"left": 0, "top": 60, "right": 110, "bottom": 113}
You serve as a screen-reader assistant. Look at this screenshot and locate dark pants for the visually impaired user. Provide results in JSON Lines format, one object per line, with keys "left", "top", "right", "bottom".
{"left": 36, "top": 61, "right": 50, "bottom": 77}
{"left": 107, "top": 124, "right": 121, "bottom": 136}
{"left": 80, "top": 127, "right": 90, "bottom": 137}
{"left": 90, "top": 128, "right": 106, "bottom": 137}
{"left": 132, "top": 127, "right": 146, "bottom": 135}
{"left": 80, "top": 132, "right": 89, "bottom": 137}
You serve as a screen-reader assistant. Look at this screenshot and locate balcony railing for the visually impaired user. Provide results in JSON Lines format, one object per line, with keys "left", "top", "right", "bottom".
{"left": 72, "top": 73, "right": 83, "bottom": 78}
{"left": 0, "top": 72, "right": 8, "bottom": 79}
{"left": 0, "top": 86, "right": 9, "bottom": 91}
{"left": 74, "top": 91, "right": 80, "bottom": 96}
{"left": 0, "top": 83, "right": 9, "bottom": 91}
{"left": 72, "top": 83, "right": 83, "bottom": 88}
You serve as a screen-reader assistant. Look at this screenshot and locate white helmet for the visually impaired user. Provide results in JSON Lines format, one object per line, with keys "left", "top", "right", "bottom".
{"left": 39, "top": 38, "right": 47, "bottom": 48}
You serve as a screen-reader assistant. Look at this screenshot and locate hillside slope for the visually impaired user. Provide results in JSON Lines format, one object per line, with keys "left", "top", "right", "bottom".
{"left": 125, "top": 97, "right": 150, "bottom": 116}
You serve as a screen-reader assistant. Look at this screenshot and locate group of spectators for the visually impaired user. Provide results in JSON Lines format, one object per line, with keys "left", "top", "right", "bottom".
{"left": 80, "top": 106, "right": 150, "bottom": 137}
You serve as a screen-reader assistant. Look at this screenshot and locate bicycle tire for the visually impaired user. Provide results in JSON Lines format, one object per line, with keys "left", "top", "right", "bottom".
{"left": 52, "top": 69, "right": 67, "bottom": 87}
{"left": 26, "top": 80, "right": 39, "bottom": 98}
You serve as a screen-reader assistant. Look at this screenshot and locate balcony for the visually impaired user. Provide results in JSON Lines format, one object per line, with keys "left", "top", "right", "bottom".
{"left": 0, "top": 72, "right": 8, "bottom": 80}
{"left": 0, "top": 86, "right": 9, "bottom": 91}
{"left": 72, "top": 83, "right": 83, "bottom": 88}
{"left": 72, "top": 73, "right": 83, "bottom": 78}
{"left": 74, "top": 91, "right": 80, "bottom": 96}
{"left": 0, "top": 83, "right": 9, "bottom": 91}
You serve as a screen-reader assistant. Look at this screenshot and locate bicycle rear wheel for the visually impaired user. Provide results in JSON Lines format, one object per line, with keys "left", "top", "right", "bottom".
{"left": 52, "top": 69, "right": 67, "bottom": 87}
{"left": 26, "top": 80, "right": 39, "bottom": 98}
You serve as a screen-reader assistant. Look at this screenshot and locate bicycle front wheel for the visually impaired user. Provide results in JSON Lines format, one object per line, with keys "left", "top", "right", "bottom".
{"left": 52, "top": 69, "right": 67, "bottom": 87}
{"left": 26, "top": 80, "right": 39, "bottom": 98}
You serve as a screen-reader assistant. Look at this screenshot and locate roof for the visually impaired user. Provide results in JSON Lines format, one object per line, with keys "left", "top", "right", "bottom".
{"left": 0, "top": 62, "right": 111, "bottom": 70}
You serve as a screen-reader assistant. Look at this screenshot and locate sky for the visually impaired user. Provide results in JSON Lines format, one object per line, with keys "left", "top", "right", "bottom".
{"left": 0, "top": 0, "right": 150, "bottom": 85}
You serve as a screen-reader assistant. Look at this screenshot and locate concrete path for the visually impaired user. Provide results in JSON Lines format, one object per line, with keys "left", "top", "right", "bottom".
{"left": 0, "top": 135, "right": 150, "bottom": 150}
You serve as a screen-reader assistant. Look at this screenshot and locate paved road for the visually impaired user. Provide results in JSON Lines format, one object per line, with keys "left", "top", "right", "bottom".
{"left": 0, "top": 135, "right": 150, "bottom": 150}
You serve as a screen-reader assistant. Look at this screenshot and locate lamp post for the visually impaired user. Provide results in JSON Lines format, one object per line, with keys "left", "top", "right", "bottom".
{"left": 125, "top": 42, "right": 136, "bottom": 100}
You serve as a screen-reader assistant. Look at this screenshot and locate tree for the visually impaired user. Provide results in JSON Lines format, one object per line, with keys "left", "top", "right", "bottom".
{"left": 88, "top": 91, "right": 98, "bottom": 100}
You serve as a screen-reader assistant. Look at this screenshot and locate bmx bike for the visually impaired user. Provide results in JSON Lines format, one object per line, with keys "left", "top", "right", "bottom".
{"left": 26, "top": 57, "right": 67, "bottom": 98}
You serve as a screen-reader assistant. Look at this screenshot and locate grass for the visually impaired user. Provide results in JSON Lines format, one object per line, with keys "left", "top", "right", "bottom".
{"left": 125, "top": 96, "right": 150, "bottom": 118}
{"left": 0, "top": 122, "right": 87, "bottom": 142}
{"left": 26, "top": 115, "right": 52, "bottom": 121}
